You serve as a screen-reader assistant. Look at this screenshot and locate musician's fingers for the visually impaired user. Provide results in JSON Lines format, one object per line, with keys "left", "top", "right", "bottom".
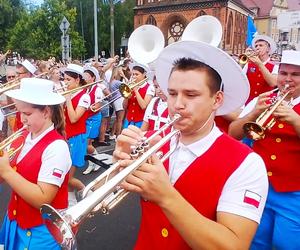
{"left": 112, "top": 150, "right": 131, "bottom": 161}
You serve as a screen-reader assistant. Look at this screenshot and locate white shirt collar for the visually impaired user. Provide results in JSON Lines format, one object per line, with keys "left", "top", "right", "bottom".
{"left": 171, "top": 123, "right": 223, "bottom": 158}
{"left": 26, "top": 124, "right": 54, "bottom": 144}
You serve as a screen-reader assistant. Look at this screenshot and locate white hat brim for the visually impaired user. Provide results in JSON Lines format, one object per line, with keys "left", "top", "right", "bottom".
{"left": 61, "top": 68, "right": 83, "bottom": 77}
{"left": 252, "top": 35, "right": 277, "bottom": 54}
{"left": 6, "top": 89, "right": 65, "bottom": 105}
{"left": 155, "top": 41, "right": 250, "bottom": 116}
{"left": 129, "top": 61, "right": 149, "bottom": 73}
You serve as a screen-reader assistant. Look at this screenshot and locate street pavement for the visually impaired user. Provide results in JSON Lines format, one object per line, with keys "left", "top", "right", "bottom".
{"left": 0, "top": 142, "right": 141, "bottom": 250}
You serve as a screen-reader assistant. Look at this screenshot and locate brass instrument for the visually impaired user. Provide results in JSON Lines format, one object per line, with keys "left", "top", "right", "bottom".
{"left": 243, "top": 89, "right": 291, "bottom": 140}
{"left": 90, "top": 77, "right": 148, "bottom": 113}
{"left": 1, "top": 103, "right": 17, "bottom": 117}
{"left": 238, "top": 51, "right": 257, "bottom": 65}
{"left": 0, "top": 72, "right": 49, "bottom": 95}
{"left": 61, "top": 80, "right": 103, "bottom": 96}
{"left": 0, "top": 126, "right": 27, "bottom": 160}
{"left": 41, "top": 114, "right": 181, "bottom": 250}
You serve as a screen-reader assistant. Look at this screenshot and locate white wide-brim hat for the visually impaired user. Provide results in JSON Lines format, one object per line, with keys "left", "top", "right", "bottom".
{"left": 129, "top": 61, "right": 149, "bottom": 73}
{"left": 155, "top": 41, "right": 250, "bottom": 116}
{"left": 62, "top": 63, "right": 84, "bottom": 77}
{"left": 252, "top": 35, "right": 277, "bottom": 54}
{"left": 5, "top": 78, "right": 65, "bottom": 105}
{"left": 280, "top": 50, "right": 300, "bottom": 66}
{"left": 83, "top": 65, "right": 100, "bottom": 82}
{"left": 21, "top": 59, "right": 37, "bottom": 75}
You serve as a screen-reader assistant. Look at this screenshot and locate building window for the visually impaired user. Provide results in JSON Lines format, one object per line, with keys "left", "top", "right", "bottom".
{"left": 146, "top": 15, "right": 157, "bottom": 26}
{"left": 167, "top": 21, "right": 184, "bottom": 44}
{"left": 226, "top": 13, "right": 233, "bottom": 45}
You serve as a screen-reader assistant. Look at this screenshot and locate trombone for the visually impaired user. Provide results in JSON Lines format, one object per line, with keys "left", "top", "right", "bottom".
{"left": 243, "top": 88, "right": 291, "bottom": 140}
{"left": 0, "top": 72, "right": 49, "bottom": 95}
{"left": 89, "top": 77, "right": 148, "bottom": 113}
{"left": 60, "top": 79, "right": 103, "bottom": 96}
{"left": 0, "top": 126, "right": 27, "bottom": 160}
{"left": 40, "top": 114, "right": 181, "bottom": 250}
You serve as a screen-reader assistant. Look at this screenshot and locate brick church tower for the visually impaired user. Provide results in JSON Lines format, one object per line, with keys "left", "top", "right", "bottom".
{"left": 133, "top": 0, "right": 252, "bottom": 55}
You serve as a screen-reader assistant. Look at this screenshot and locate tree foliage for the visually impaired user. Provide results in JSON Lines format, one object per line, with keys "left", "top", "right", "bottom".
{"left": 2, "top": 0, "right": 135, "bottom": 60}
{"left": 8, "top": 0, "right": 85, "bottom": 60}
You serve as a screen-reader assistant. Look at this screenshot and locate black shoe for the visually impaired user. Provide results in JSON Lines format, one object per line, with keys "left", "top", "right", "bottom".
{"left": 95, "top": 141, "right": 111, "bottom": 146}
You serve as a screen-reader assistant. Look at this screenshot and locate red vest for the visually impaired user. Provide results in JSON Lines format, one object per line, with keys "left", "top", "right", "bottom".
{"left": 8, "top": 129, "right": 69, "bottom": 229}
{"left": 215, "top": 116, "right": 230, "bottom": 134}
{"left": 135, "top": 134, "right": 252, "bottom": 250}
{"left": 246, "top": 61, "right": 275, "bottom": 104}
{"left": 126, "top": 82, "right": 150, "bottom": 122}
{"left": 65, "top": 90, "right": 88, "bottom": 139}
{"left": 86, "top": 85, "right": 100, "bottom": 118}
{"left": 253, "top": 103, "right": 300, "bottom": 192}
{"left": 148, "top": 98, "right": 169, "bottom": 131}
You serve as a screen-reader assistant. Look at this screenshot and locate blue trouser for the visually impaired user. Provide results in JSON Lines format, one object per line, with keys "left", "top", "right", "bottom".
{"left": 251, "top": 185, "right": 300, "bottom": 250}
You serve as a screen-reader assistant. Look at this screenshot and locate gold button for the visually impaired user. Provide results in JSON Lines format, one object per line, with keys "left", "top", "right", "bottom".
{"left": 258, "top": 74, "right": 261, "bottom": 77}
{"left": 254, "top": 91, "right": 258, "bottom": 95}
{"left": 256, "top": 82, "right": 260, "bottom": 86}
{"left": 271, "top": 155, "right": 277, "bottom": 160}
{"left": 268, "top": 171, "right": 273, "bottom": 176}
{"left": 276, "top": 138, "right": 281, "bottom": 143}
{"left": 278, "top": 124, "right": 284, "bottom": 128}
{"left": 133, "top": 103, "right": 135, "bottom": 105}
{"left": 14, "top": 195, "right": 17, "bottom": 201}
{"left": 132, "top": 110, "right": 134, "bottom": 112}
{"left": 26, "top": 231, "right": 31, "bottom": 237}
{"left": 13, "top": 210, "right": 17, "bottom": 216}
{"left": 161, "top": 228, "right": 168, "bottom": 238}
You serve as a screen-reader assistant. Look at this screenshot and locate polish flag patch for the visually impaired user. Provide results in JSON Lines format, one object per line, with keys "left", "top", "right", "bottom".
{"left": 243, "top": 190, "right": 261, "bottom": 208}
{"left": 52, "top": 168, "right": 63, "bottom": 178}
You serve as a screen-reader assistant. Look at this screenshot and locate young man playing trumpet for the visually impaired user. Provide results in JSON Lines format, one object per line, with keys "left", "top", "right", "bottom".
{"left": 229, "top": 50, "right": 300, "bottom": 249}
{"left": 113, "top": 41, "right": 268, "bottom": 249}
{"left": 243, "top": 35, "right": 278, "bottom": 104}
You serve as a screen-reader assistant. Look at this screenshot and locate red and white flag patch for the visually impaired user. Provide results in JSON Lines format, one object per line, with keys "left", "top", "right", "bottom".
{"left": 243, "top": 190, "right": 261, "bottom": 208}
{"left": 52, "top": 168, "right": 63, "bottom": 178}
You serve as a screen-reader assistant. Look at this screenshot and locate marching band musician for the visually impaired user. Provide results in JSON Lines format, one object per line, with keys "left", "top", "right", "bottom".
{"left": 0, "top": 78, "right": 71, "bottom": 249}
{"left": 62, "top": 64, "right": 91, "bottom": 206}
{"left": 243, "top": 35, "right": 278, "bottom": 104}
{"left": 141, "top": 75, "right": 169, "bottom": 132}
{"left": 123, "top": 63, "right": 155, "bottom": 128}
{"left": 228, "top": 50, "right": 300, "bottom": 249}
{"left": 113, "top": 41, "right": 268, "bottom": 249}
{"left": 82, "top": 66, "right": 104, "bottom": 175}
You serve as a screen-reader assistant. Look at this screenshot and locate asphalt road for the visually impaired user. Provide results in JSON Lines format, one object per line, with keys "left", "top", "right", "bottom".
{"left": 0, "top": 143, "right": 141, "bottom": 250}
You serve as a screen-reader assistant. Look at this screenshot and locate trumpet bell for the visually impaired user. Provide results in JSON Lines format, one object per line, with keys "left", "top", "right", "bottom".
{"left": 128, "top": 25, "right": 165, "bottom": 65}
{"left": 119, "top": 83, "right": 132, "bottom": 98}
{"left": 41, "top": 205, "right": 77, "bottom": 249}
{"left": 239, "top": 54, "right": 248, "bottom": 65}
{"left": 181, "top": 15, "right": 223, "bottom": 47}
{"left": 243, "top": 122, "right": 265, "bottom": 140}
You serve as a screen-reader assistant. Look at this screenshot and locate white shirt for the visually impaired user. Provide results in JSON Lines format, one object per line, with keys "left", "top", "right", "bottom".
{"left": 71, "top": 90, "right": 91, "bottom": 109}
{"left": 169, "top": 125, "right": 268, "bottom": 223}
{"left": 17, "top": 125, "right": 72, "bottom": 187}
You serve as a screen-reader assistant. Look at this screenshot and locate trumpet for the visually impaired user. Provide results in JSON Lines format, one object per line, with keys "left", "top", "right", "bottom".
{"left": 61, "top": 79, "right": 103, "bottom": 96}
{"left": 41, "top": 114, "right": 181, "bottom": 250}
{"left": 90, "top": 77, "right": 148, "bottom": 113}
{"left": 0, "top": 126, "right": 27, "bottom": 160}
{"left": 238, "top": 51, "right": 257, "bottom": 65}
{"left": 243, "top": 88, "right": 291, "bottom": 140}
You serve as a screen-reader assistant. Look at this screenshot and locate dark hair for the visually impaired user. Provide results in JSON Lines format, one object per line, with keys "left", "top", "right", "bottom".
{"left": 32, "top": 104, "right": 66, "bottom": 138}
{"left": 84, "top": 70, "right": 96, "bottom": 80}
{"left": 171, "top": 58, "right": 223, "bottom": 95}
{"left": 64, "top": 71, "right": 86, "bottom": 86}
{"left": 132, "top": 65, "right": 145, "bottom": 74}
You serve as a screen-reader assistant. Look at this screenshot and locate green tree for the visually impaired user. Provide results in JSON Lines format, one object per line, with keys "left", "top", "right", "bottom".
{"left": 0, "top": 0, "right": 25, "bottom": 51}
{"left": 8, "top": 0, "right": 85, "bottom": 60}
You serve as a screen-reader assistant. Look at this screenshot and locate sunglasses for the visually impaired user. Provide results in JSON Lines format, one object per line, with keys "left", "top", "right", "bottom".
{"left": 7, "top": 75, "right": 16, "bottom": 79}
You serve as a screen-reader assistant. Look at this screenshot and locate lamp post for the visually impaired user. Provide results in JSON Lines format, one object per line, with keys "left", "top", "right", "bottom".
{"left": 94, "top": 0, "right": 99, "bottom": 62}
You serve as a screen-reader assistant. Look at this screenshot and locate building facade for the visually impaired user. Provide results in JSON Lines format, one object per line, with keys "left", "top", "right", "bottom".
{"left": 241, "top": 0, "right": 300, "bottom": 52}
{"left": 133, "top": 0, "right": 252, "bottom": 55}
